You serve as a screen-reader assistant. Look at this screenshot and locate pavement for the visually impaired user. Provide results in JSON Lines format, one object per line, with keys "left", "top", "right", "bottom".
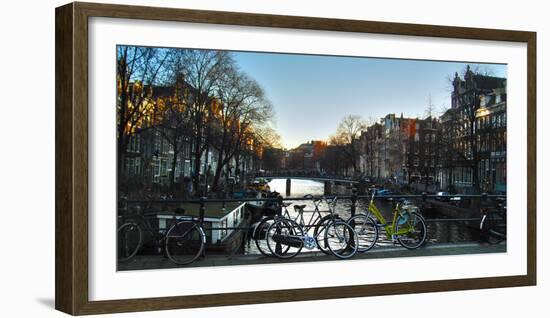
{"left": 118, "top": 241, "right": 506, "bottom": 271}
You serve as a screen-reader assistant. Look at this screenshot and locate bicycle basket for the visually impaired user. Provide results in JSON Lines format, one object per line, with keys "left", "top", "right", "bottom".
{"left": 397, "top": 211, "right": 410, "bottom": 225}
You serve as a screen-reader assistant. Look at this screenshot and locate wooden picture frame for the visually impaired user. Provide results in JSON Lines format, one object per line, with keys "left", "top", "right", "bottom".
{"left": 55, "top": 1, "right": 536, "bottom": 315}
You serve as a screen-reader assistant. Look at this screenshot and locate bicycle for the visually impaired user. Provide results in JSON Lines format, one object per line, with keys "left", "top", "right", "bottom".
{"left": 253, "top": 194, "right": 345, "bottom": 257}
{"left": 348, "top": 190, "right": 427, "bottom": 250}
{"left": 264, "top": 195, "right": 358, "bottom": 259}
{"left": 118, "top": 200, "right": 206, "bottom": 265}
{"left": 251, "top": 200, "right": 293, "bottom": 257}
{"left": 480, "top": 198, "right": 506, "bottom": 244}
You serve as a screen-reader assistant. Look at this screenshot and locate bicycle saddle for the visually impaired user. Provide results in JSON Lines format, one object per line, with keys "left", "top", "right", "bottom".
{"left": 282, "top": 202, "right": 292, "bottom": 207}
{"left": 293, "top": 204, "right": 306, "bottom": 210}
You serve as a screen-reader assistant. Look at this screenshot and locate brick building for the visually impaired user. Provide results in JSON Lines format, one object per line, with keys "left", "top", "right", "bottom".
{"left": 439, "top": 66, "right": 506, "bottom": 193}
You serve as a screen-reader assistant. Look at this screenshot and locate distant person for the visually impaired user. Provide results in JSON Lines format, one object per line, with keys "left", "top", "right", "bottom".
{"left": 183, "top": 176, "right": 193, "bottom": 199}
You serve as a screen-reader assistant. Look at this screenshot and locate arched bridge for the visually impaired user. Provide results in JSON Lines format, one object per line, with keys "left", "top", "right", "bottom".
{"left": 260, "top": 175, "right": 359, "bottom": 184}
{"left": 251, "top": 174, "right": 360, "bottom": 196}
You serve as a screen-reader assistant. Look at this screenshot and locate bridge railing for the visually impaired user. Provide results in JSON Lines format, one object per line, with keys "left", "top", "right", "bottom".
{"left": 122, "top": 193, "right": 505, "bottom": 231}
{"left": 249, "top": 170, "right": 353, "bottom": 180}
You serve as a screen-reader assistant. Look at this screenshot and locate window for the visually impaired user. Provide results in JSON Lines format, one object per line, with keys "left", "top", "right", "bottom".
{"left": 135, "top": 158, "right": 141, "bottom": 175}
{"left": 125, "top": 158, "right": 131, "bottom": 176}
{"left": 160, "top": 160, "right": 167, "bottom": 177}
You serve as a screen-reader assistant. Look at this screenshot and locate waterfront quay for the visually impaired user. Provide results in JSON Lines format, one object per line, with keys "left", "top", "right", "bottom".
{"left": 119, "top": 242, "right": 506, "bottom": 270}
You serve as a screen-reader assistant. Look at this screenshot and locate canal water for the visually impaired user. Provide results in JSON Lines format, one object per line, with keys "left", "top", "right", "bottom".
{"left": 244, "top": 178, "right": 480, "bottom": 255}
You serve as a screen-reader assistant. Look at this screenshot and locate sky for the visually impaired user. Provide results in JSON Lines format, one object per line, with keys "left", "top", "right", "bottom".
{"left": 232, "top": 51, "right": 506, "bottom": 149}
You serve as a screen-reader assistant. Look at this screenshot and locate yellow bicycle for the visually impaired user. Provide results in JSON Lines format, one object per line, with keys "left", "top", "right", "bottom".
{"left": 348, "top": 191, "right": 427, "bottom": 251}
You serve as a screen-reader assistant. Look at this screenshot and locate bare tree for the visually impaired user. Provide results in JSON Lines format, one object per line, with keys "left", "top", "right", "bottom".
{"left": 254, "top": 126, "right": 282, "bottom": 149}
{"left": 116, "top": 46, "right": 171, "bottom": 192}
{"left": 154, "top": 77, "right": 193, "bottom": 194}
{"left": 183, "top": 62, "right": 275, "bottom": 192}
{"left": 330, "top": 115, "right": 368, "bottom": 174}
{"left": 168, "top": 49, "right": 233, "bottom": 193}
{"left": 229, "top": 80, "right": 274, "bottom": 182}
{"left": 424, "top": 94, "right": 435, "bottom": 119}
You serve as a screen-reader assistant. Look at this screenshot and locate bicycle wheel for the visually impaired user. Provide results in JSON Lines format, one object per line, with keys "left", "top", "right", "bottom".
{"left": 266, "top": 218, "right": 304, "bottom": 259}
{"left": 165, "top": 221, "right": 206, "bottom": 265}
{"left": 347, "top": 214, "right": 379, "bottom": 253}
{"left": 394, "top": 211, "right": 427, "bottom": 249}
{"left": 314, "top": 215, "right": 344, "bottom": 255}
{"left": 118, "top": 222, "right": 142, "bottom": 262}
{"left": 482, "top": 212, "right": 506, "bottom": 244}
{"left": 324, "top": 220, "right": 358, "bottom": 259}
{"left": 253, "top": 217, "right": 290, "bottom": 257}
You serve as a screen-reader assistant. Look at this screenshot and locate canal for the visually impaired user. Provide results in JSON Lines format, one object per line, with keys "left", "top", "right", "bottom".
{"left": 245, "top": 178, "right": 481, "bottom": 255}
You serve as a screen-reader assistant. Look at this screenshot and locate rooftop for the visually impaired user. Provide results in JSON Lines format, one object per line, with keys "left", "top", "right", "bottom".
{"left": 158, "top": 201, "right": 244, "bottom": 219}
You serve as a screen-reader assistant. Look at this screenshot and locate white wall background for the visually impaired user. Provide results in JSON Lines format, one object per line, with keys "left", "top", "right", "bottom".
{"left": 0, "top": 0, "right": 546, "bottom": 317}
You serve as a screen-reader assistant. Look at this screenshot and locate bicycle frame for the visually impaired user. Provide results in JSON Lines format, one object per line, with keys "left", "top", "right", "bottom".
{"left": 364, "top": 193, "right": 414, "bottom": 239}
{"left": 288, "top": 197, "right": 342, "bottom": 245}
{"left": 479, "top": 202, "right": 507, "bottom": 243}
{"left": 121, "top": 201, "right": 183, "bottom": 249}
{"left": 269, "top": 196, "right": 340, "bottom": 248}
{"left": 295, "top": 198, "right": 326, "bottom": 231}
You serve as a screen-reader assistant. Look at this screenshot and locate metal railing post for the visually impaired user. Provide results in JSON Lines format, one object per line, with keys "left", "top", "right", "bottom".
{"left": 221, "top": 191, "right": 226, "bottom": 210}
{"left": 351, "top": 190, "right": 357, "bottom": 218}
{"left": 275, "top": 195, "right": 283, "bottom": 255}
{"left": 481, "top": 192, "right": 488, "bottom": 202}
{"left": 349, "top": 189, "right": 357, "bottom": 249}
{"left": 277, "top": 195, "right": 283, "bottom": 216}
{"left": 481, "top": 192, "right": 489, "bottom": 211}
{"left": 199, "top": 197, "right": 206, "bottom": 223}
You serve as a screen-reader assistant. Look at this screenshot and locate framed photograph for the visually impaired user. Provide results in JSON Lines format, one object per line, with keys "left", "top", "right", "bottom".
{"left": 55, "top": 2, "right": 536, "bottom": 315}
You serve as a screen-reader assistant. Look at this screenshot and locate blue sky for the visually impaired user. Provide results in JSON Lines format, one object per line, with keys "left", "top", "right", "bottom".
{"left": 232, "top": 51, "right": 506, "bottom": 149}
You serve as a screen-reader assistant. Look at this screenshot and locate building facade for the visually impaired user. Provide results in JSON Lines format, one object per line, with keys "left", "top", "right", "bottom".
{"left": 405, "top": 117, "right": 442, "bottom": 188}
{"left": 475, "top": 87, "right": 507, "bottom": 193}
{"left": 439, "top": 66, "right": 506, "bottom": 193}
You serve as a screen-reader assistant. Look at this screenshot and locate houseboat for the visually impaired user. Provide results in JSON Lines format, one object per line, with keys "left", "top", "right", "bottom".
{"left": 156, "top": 201, "right": 249, "bottom": 254}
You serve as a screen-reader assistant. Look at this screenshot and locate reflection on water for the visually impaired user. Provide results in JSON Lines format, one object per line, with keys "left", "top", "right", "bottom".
{"left": 268, "top": 178, "right": 325, "bottom": 197}
{"left": 244, "top": 178, "right": 480, "bottom": 255}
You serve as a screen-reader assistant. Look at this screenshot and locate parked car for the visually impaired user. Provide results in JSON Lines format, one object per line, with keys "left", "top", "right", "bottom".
{"left": 376, "top": 189, "right": 392, "bottom": 195}
{"left": 449, "top": 196, "right": 462, "bottom": 206}
{"left": 375, "top": 189, "right": 394, "bottom": 200}
{"left": 435, "top": 191, "right": 450, "bottom": 201}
